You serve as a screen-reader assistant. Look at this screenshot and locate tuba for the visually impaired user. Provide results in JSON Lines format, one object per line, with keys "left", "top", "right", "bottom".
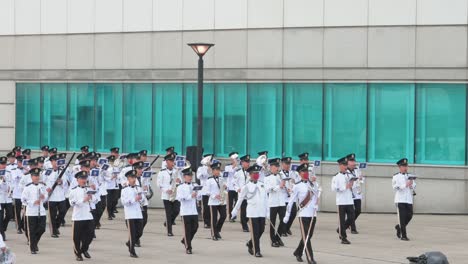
{"left": 201, "top": 155, "right": 213, "bottom": 175}
{"left": 219, "top": 179, "right": 227, "bottom": 206}
{"left": 256, "top": 154, "right": 269, "bottom": 175}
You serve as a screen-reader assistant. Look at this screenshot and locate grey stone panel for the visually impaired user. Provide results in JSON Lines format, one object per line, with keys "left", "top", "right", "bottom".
{"left": 41, "top": 35, "right": 67, "bottom": 69}
{"left": 283, "top": 28, "right": 323, "bottom": 68}
{"left": 95, "top": 34, "right": 123, "bottom": 69}
{"left": 368, "top": 26, "right": 416, "bottom": 67}
{"left": 247, "top": 29, "right": 283, "bottom": 68}
{"left": 67, "top": 34, "right": 95, "bottom": 69}
{"left": 323, "top": 27, "right": 367, "bottom": 67}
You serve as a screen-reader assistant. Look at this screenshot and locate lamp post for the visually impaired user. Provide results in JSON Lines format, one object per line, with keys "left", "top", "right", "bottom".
{"left": 187, "top": 43, "right": 214, "bottom": 167}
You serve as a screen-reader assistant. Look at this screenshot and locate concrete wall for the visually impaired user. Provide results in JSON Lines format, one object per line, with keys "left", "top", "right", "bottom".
{"left": 0, "top": 82, "right": 15, "bottom": 152}
{"left": 0, "top": 26, "right": 467, "bottom": 81}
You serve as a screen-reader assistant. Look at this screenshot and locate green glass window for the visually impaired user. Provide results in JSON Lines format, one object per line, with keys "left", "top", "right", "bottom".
{"left": 283, "top": 83, "right": 323, "bottom": 159}
{"left": 16, "top": 83, "right": 41, "bottom": 148}
{"left": 368, "top": 83, "right": 415, "bottom": 163}
{"left": 41, "top": 83, "right": 67, "bottom": 149}
{"left": 416, "top": 84, "right": 466, "bottom": 165}
{"left": 248, "top": 83, "right": 283, "bottom": 157}
{"left": 123, "top": 83, "right": 153, "bottom": 153}
{"left": 324, "top": 83, "right": 367, "bottom": 161}
{"left": 95, "top": 83, "right": 123, "bottom": 152}
{"left": 183, "top": 83, "right": 215, "bottom": 154}
{"left": 153, "top": 83, "right": 183, "bottom": 154}
{"left": 215, "top": 83, "right": 247, "bottom": 156}
{"left": 68, "top": 83, "right": 95, "bottom": 151}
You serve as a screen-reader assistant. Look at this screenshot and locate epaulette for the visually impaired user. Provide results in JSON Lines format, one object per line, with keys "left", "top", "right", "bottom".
{"left": 394, "top": 172, "right": 399, "bottom": 175}
{"left": 26, "top": 182, "right": 33, "bottom": 186}
{"left": 71, "top": 186, "right": 78, "bottom": 190}
{"left": 235, "top": 168, "right": 242, "bottom": 172}
{"left": 11, "top": 168, "right": 16, "bottom": 171}
{"left": 208, "top": 176, "right": 213, "bottom": 179}
{"left": 160, "top": 168, "right": 167, "bottom": 171}
{"left": 122, "top": 186, "right": 128, "bottom": 189}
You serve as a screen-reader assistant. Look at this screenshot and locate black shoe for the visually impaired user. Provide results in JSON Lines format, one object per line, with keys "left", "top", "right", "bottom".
{"left": 83, "top": 251, "right": 91, "bottom": 258}
{"left": 280, "top": 233, "right": 288, "bottom": 237}
{"left": 204, "top": 224, "right": 210, "bottom": 229}
{"left": 186, "top": 249, "right": 192, "bottom": 254}
{"left": 163, "top": 222, "right": 167, "bottom": 227}
{"left": 17, "top": 230, "right": 23, "bottom": 234}
{"left": 341, "top": 238, "right": 351, "bottom": 244}
{"left": 278, "top": 240, "right": 284, "bottom": 247}
{"left": 108, "top": 217, "right": 113, "bottom": 220}
{"left": 95, "top": 225, "right": 100, "bottom": 230}
{"left": 351, "top": 230, "right": 359, "bottom": 234}
{"left": 135, "top": 242, "right": 141, "bottom": 247}
{"left": 113, "top": 209, "right": 118, "bottom": 214}
{"left": 111, "top": 214, "right": 116, "bottom": 218}
{"left": 216, "top": 233, "right": 222, "bottom": 239}
{"left": 243, "top": 229, "right": 250, "bottom": 232}
{"left": 336, "top": 228, "right": 339, "bottom": 234}
{"left": 167, "top": 232, "right": 174, "bottom": 237}
{"left": 172, "top": 221, "right": 176, "bottom": 226}
{"left": 271, "top": 241, "right": 280, "bottom": 247}
{"left": 395, "top": 225, "right": 401, "bottom": 239}
{"left": 287, "top": 230, "right": 292, "bottom": 235}
{"left": 294, "top": 253, "right": 304, "bottom": 262}
{"left": 401, "top": 237, "right": 410, "bottom": 241}
{"left": 126, "top": 241, "right": 130, "bottom": 248}
{"left": 52, "top": 234, "right": 59, "bottom": 238}
{"left": 57, "top": 230, "right": 61, "bottom": 235}
{"left": 130, "top": 252, "right": 138, "bottom": 258}
{"left": 31, "top": 251, "right": 37, "bottom": 254}
{"left": 246, "top": 243, "right": 253, "bottom": 255}
{"left": 61, "top": 223, "right": 65, "bottom": 227}
{"left": 255, "top": 252, "right": 263, "bottom": 258}
{"left": 212, "top": 236, "right": 218, "bottom": 241}
{"left": 76, "top": 255, "right": 83, "bottom": 261}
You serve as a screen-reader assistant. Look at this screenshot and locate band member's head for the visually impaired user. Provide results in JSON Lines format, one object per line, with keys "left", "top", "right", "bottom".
{"left": 228, "top": 152, "right": 238, "bottom": 164}
{"left": 247, "top": 164, "right": 262, "bottom": 182}
{"left": 125, "top": 169, "right": 137, "bottom": 185}
{"left": 182, "top": 167, "right": 193, "bottom": 183}
{"left": 49, "top": 154, "right": 58, "bottom": 168}
{"left": 133, "top": 161, "right": 144, "bottom": 176}
{"left": 41, "top": 145, "right": 50, "bottom": 157}
{"left": 165, "top": 146, "right": 175, "bottom": 155}
{"left": 85, "top": 152, "right": 97, "bottom": 167}
{"left": 139, "top": 150, "right": 148, "bottom": 162}
{"left": 281, "top": 157, "right": 292, "bottom": 170}
{"left": 239, "top": 155, "right": 250, "bottom": 169}
{"left": 76, "top": 171, "right": 88, "bottom": 185}
{"left": 127, "top": 153, "right": 139, "bottom": 165}
{"left": 79, "top": 159, "right": 91, "bottom": 172}
{"left": 296, "top": 163, "right": 309, "bottom": 180}
{"left": 346, "top": 153, "right": 356, "bottom": 168}
{"left": 210, "top": 162, "right": 221, "bottom": 176}
{"left": 397, "top": 158, "right": 409, "bottom": 173}
{"left": 16, "top": 155, "right": 25, "bottom": 168}
{"left": 268, "top": 158, "right": 280, "bottom": 174}
{"left": 28, "top": 158, "right": 38, "bottom": 169}
{"left": 6, "top": 151, "right": 16, "bottom": 164}
{"left": 337, "top": 157, "right": 348, "bottom": 172}
{"left": 107, "top": 155, "right": 116, "bottom": 165}
{"left": 12, "top": 146, "right": 22, "bottom": 157}
{"left": 110, "top": 147, "right": 120, "bottom": 158}
{"left": 164, "top": 153, "right": 176, "bottom": 169}
{"left": 0, "top": 156, "right": 7, "bottom": 169}
{"left": 49, "top": 147, "right": 58, "bottom": 156}
{"left": 298, "top": 152, "right": 309, "bottom": 165}
{"left": 30, "top": 168, "right": 41, "bottom": 183}
{"left": 36, "top": 156, "right": 45, "bottom": 168}
{"left": 80, "top": 145, "right": 89, "bottom": 154}
{"left": 22, "top": 149, "right": 31, "bottom": 159}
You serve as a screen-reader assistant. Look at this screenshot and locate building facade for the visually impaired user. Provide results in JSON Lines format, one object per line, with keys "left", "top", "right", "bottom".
{"left": 1, "top": 0, "right": 468, "bottom": 213}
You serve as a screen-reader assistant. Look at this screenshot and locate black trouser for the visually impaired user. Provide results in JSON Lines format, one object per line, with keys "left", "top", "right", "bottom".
{"left": 269, "top": 206, "right": 286, "bottom": 243}
{"left": 1, "top": 203, "right": 13, "bottom": 232}
{"left": 142, "top": 206, "right": 148, "bottom": 230}
{"left": 210, "top": 205, "right": 226, "bottom": 237}
{"left": 344, "top": 199, "right": 361, "bottom": 231}
{"left": 107, "top": 189, "right": 119, "bottom": 217}
{"left": 202, "top": 195, "right": 210, "bottom": 226}
{"left": 182, "top": 215, "right": 199, "bottom": 250}
{"left": 227, "top": 190, "right": 238, "bottom": 219}
{"left": 48, "top": 200, "right": 66, "bottom": 235}
{"left": 294, "top": 217, "right": 316, "bottom": 261}
{"left": 13, "top": 199, "right": 23, "bottom": 232}
{"left": 285, "top": 202, "right": 297, "bottom": 234}
{"left": 240, "top": 200, "right": 248, "bottom": 230}
{"left": 163, "top": 200, "right": 180, "bottom": 233}
{"left": 63, "top": 198, "right": 70, "bottom": 224}
{"left": 247, "top": 217, "right": 265, "bottom": 254}
{"left": 397, "top": 203, "right": 413, "bottom": 238}
{"left": 73, "top": 220, "right": 95, "bottom": 256}
{"left": 96, "top": 196, "right": 107, "bottom": 226}
{"left": 127, "top": 219, "right": 143, "bottom": 254}
{"left": 26, "top": 216, "right": 46, "bottom": 251}
{"left": 338, "top": 204, "right": 355, "bottom": 239}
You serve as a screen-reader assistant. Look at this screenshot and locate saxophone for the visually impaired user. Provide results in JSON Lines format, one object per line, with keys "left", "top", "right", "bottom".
{"left": 169, "top": 175, "right": 178, "bottom": 202}
{"left": 219, "top": 181, "right": 227, "bottom": 206}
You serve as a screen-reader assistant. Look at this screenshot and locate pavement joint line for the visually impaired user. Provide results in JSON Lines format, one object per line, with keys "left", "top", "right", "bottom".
{"left": 316, "top": 250, "right": 406, "bottom": 264}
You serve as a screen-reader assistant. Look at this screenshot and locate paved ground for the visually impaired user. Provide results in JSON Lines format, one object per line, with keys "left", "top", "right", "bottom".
{"left": 4, "top": 210, "right": 467, "bottom": 263}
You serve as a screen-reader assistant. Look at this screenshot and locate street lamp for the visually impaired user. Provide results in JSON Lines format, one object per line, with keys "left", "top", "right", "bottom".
{"left": 187, "top": 43, "right": 214, "bottom": 168}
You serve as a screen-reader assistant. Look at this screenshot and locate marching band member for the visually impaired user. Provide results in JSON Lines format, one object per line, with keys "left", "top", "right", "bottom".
{"left": 265, "top": 158, "right": 286, "bottom": 247}
{"left": 105, "top": 155, "right": 120, "bottom": 220}
{"left": 22, "top": 149, "right": 32, "bottom": 160}
{"left": 12, "top": 146, "right": 22, "bottom": 159}
{"left": 118, "top": 153, "right": 139, "bottom": 188}
{"left": 110, "top": 147, "right": 120, "bottom": 159}
{"left": 43, "top": 148, "right": 57, "bottom": 170}
{"left": 234, "top": 154, "right": 251, "bottom": 232}
{"left": 40, "top": 146, "right": 50, "bottom": 159}
{"left": 161, "top": 146, "right": 175, "bottom": 170}
{"left": 89, "top": 153, "right": 106, "bottom": 229}
{"left": 45, "top": 154, "right": 68, "bottom": 238}
{"left": 197, "top": 154, "right": 213, "bottom": 229}
{"left": 0, "top": 156, "right": 13, "bottom": 240}
{"left": 133, "top": 161, "right": 150, "bottom": 247}
{"left": 206, "top": 162, "right": 227, "bottom": 241}
{"left": 6, "top": 152, "right": 17, "bottom": 171}
{"left": 69, "top": 170, "right": 97, "bottom": 261}
{"left": 392, "top": 158, "right": 416, "bottom": 241}
{"left": 11, "top": 155, "right": 26, "bottom": 234}
{"left": 332, "top": 157, "right": 355, "bottom": 245}
{"left": 121, "top": 169, "right": 143, "bottom": 258}
{"left": 232, "top": 164, "right": 268, "bottom": 258}
{"left": 280, "top": 156, "right": 297, "bottom": 236}
{"left": 225, "top": 152, "right": 239, "bottom": 222}
{"left": 21, "top": 168, "right": 47, "bottom": 254}
{"left": 176, "top": 167, "right": 201, "bottom": 254}
{"left": 157, "top": 153, "right": 180, "bottom": 237}
{"left": 284, "top": 163, "right": 318, "bottom": 264}
{"left": 345, "top": 153, "right": 364, "bottom": 234}
{"left": 75, "top": 146, "right": 90, "bottom": 165}
{"left": 256, "top": 151, "right": 268, "bottom": 182}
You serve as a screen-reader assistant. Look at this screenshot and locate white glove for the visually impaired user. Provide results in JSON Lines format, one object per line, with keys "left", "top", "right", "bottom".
{"left": 283, "top": 213, "right": 290, "bottom": 224}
